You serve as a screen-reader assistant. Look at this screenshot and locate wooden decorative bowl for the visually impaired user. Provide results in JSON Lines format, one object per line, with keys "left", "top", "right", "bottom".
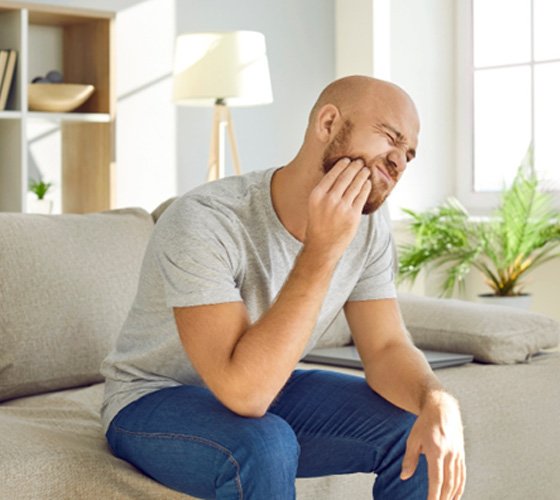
{"left": 28, "top": 83, "right": 95, "bottom": 112}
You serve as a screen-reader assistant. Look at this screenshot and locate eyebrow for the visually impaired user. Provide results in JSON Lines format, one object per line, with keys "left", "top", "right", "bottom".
{"left": 380, "top": 122, "right": 416, "bottom": 161}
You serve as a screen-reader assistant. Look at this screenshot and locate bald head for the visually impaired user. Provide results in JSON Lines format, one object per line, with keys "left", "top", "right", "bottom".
{"left": 309, "top": 76, "right": 417, "bottom": 126}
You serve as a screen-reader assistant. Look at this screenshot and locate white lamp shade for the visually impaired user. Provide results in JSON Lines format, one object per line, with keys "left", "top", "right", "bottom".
{"left": 173, "top": 31, "right": 273, "bottom": 107}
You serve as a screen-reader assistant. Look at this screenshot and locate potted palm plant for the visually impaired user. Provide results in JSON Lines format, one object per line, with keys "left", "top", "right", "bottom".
{"left": 28, "top": 178, "right": 53, "bottom": 214}
{"left": 397, "top": 151, "right": 560, "bottom": 308}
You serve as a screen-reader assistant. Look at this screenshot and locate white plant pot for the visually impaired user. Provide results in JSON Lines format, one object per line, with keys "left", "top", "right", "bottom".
{"left": 478, "top": 293, "right": 532, "bottom": 310}
{"left": 27, "top": 198, "right": 53, "bottom": 214}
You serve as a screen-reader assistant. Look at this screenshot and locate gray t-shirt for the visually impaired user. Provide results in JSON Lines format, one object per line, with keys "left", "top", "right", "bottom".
{"left": 100, "top": 167, "right": 396, "bottom": 433}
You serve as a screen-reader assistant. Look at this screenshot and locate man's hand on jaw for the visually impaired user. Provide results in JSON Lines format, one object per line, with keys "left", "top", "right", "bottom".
{"left": 401, "top": 390, "right": 466, "bottom": 500}
{"left": 304, "top": 157, "right": 371, "bottom": 262}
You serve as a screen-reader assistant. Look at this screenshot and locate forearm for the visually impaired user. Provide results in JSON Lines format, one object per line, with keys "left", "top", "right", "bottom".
{"left": 224, "top": 246, "right": 337, "bottom": 415}
{"left": 363, "top": 342, "right": 456, "bottom": 416}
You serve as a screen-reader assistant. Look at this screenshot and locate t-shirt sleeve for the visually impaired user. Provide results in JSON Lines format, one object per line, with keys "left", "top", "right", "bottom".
{"left": 153, "top": 198, "right": 242, "bottom": 308}
{"left": 348, "top": 211, "right": 397, "bottom": 301}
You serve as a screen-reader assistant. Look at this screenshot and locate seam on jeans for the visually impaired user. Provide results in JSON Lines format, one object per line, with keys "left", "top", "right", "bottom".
{"left": 114, "top": 425, "right": 243, "bottom": 499}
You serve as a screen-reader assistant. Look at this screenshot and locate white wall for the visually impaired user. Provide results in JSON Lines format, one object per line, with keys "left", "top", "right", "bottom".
{"left": 388, "top": 0, "right": 456, "bottom": 218}
{"left": 175, "top": 0, "right": 335, "bottom": 194}
{"left": 335, "top": 0, "right": 375, "bottom": 77}
{"left": 113, "top": 0, "right": 176, "bottom": 211}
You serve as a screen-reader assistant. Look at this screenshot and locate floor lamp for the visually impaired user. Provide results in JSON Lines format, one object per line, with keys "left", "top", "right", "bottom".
{"left": 173, "top": 31, "right": 273, "bottom": 181}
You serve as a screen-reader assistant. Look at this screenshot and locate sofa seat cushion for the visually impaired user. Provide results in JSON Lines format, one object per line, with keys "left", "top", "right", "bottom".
{"left": 0, "top": 383, "right": 191, "bottom": 499}
{"left": 0, "top": 209, "right": 154, "bottom": 402}
{"left": 0, "top": 383, "right": 373, "bottom": 500}
{"left": 398, "top": 293, "right": 560, "bottom": 364}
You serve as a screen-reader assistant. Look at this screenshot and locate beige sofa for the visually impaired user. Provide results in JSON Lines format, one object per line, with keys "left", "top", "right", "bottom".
{"left": 1, "top": 205, "right": 559, "bottom": 500}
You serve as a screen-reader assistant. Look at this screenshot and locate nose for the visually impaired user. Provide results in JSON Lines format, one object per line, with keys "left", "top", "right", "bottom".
{"left": 387, "top": 149, "right": 407, "bottom": 174}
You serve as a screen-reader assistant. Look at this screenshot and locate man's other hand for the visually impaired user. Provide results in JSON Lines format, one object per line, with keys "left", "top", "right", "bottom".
{"left": 400, "top": 392, "right": 466, "bottom": 499}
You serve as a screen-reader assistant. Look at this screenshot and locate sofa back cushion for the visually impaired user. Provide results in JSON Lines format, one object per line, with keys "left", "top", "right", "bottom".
{"left": 0, "top": 208, "right": 153, "bottom": 401}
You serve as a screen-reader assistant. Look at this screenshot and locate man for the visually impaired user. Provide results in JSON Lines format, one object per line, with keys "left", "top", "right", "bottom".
{"left": 101, "top": 76, "right": 465, "bottom": 500}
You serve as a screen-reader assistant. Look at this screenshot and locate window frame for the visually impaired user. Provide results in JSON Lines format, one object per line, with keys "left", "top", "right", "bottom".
{"left": 455, "top": 0, "right": 560, "bottom": 214}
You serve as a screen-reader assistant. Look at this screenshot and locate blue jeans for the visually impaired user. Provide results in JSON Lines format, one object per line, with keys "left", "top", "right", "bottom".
{"left": 106, "top": 369, "right": 428, "bottom": 499}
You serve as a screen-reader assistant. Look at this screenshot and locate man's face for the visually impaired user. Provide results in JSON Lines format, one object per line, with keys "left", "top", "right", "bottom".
{"left": 321, "top": 106, "right": 418, "bottom": 215}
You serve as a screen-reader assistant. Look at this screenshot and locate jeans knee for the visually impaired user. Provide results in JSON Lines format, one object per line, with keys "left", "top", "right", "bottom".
{"left": 238, "top": 414, "right": 300, "bottom": 475}
{"left": 213, "top": 416, "right": 299, "bottom": 499}
{"left": 256, "top": 414, "right": 300, "bottom": 464}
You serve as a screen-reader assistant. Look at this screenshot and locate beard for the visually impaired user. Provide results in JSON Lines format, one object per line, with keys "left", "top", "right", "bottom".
{"left": 321, "top": 120, "right": 394, "bottom": 215}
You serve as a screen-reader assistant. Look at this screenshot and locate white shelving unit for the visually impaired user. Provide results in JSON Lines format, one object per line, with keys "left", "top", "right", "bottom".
{"left": 27, "top": 111, "right": 112, "bottom": 123}
{"left": 0, "top": 110, "right": 22, "bottom": 119}
{"left": 0, "top": 2, "right": 115, "bottom": 213}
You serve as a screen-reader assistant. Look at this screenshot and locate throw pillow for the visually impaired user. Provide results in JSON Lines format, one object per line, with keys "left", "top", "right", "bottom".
{"left": 398, "top": 293, "right": 560, "bottom": 364}
{"left": 0, "top": 208, "right": 154, "bottom": 401}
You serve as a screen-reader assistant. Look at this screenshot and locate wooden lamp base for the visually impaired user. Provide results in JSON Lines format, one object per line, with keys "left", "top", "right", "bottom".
{"left": 207, "top": 100, "right": 241, "bottom": 182}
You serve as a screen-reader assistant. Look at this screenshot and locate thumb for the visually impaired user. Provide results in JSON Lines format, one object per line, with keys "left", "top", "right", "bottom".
{"left": 400, "top": 444, "right": 420, "bottom": 480}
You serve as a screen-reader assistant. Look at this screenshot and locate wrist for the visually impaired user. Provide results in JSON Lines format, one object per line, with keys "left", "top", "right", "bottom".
{"left": 300, "top": 243, "right": 341, "bottom": 269}
{"left": 421, "top": 388, "right": 459, "bottom": 413}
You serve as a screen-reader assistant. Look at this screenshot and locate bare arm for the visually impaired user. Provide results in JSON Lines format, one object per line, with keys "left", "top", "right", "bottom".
{"left": 345, "top": 298, "right": 466, "bottom": 500}
{"left": 174, "top": 158, "right": 371, "bottom": 417}
{"left": 344, "top": 298, "right": 446, "bottom": 415}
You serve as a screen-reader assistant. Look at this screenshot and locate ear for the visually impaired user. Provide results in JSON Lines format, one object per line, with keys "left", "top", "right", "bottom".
{"left": 314, "top": 104, "right": 341, "bottom": 143}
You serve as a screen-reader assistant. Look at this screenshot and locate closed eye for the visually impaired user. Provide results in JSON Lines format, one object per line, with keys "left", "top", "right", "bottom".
{"left": 377, "top": 122, "right": 416, "bottom": 163}
{"left": 386, "top": 133, "right": 415, "bottom": 162}
{"left": 386, "top": 133, "right": 397, "bottom": 145}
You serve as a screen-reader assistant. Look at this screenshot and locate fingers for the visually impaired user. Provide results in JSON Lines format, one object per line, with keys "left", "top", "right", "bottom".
{"left": 439, "top": 454, "right": 455, "bottom": 499}
{"left": 327, "top": 158, "right": 367, "bottom": 199}
{"left": 427, "top": 453, "right": 466, "bottom": 500}
{"left": 316, "top": 157, "right": 352, "bottom": 192}
{"left": 408, "top": 394, "right": 465, "bottom": 500}
{"left": 344, "top": 167, "right": 371, "bottom": 206}
{"left": 400, "top": 438, "right": 420, "bottom": 480}
{"left": 427, "top": 456, "right": 444, "bottom": 500}
{"left": 455, "top": 456, "right": 466, "bottom": 499}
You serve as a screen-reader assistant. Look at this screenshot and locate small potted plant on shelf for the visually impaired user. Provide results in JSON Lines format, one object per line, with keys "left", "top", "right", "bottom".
{"left": 397, "top": 149, "right": 560, "bottom": 309}
{"left": 28, "top": 178, "right": 53, "bottom": 214}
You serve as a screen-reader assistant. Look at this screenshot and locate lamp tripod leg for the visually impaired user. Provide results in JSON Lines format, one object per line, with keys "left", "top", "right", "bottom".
{"left": 225, "top": 107, "right": 242, "bottom": 176}
{"left": 207, "top": 103, "right": 242, "bottom": 181}
{"left": 207, "top": 105, "right": 221, "bottom": 182}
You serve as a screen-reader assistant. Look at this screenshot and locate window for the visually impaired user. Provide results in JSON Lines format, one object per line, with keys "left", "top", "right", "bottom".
{"left": 456, "top": 0, "right": 560, "bottom": 211}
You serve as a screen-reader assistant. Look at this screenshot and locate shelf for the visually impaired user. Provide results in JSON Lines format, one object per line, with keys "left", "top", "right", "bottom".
{"left": 0, "top": 1, "right": 115, "bottom": 214}
{"left": 27, "top": 111, "right": 111, "bottom": 123}
{"left": 0, "top": 110, "right": 22, "bottom": 119}
{"left": 0, "top": 111, "right": 110, "bottom": 122}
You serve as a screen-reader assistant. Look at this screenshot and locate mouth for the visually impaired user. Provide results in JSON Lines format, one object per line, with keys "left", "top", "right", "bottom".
{"left": 375, "top": 164, "right": 392, "bottom": 184}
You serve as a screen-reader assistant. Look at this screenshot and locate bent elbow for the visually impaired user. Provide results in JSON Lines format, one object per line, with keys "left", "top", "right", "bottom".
{"left": 215, "top": 388, "right": 271, "bottom": 419}
{"left": 231, "top": 405, "right": 267, "bottom": 419}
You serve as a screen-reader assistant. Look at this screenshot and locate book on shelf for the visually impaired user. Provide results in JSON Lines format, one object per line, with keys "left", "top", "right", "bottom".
{"left": 0, "top": 50, "right": 9, "bottom": 99}
{"left": 0, "top": 49, "right": 17, "bottom": 111}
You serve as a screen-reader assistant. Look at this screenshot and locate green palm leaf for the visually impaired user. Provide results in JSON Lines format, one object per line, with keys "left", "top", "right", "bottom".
{"left": 398, "top": 146, "right": 560, "bottom": 296}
